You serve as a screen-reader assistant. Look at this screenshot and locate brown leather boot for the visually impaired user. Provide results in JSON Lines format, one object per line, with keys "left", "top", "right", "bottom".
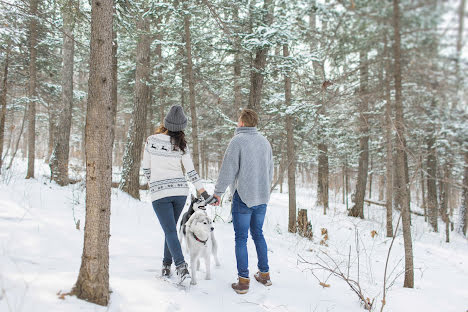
{"left": 254, "top": 271, "right": 272, "bottom": 286}
{"left": 231, "top": 277, "right": 250, "bottom": 294}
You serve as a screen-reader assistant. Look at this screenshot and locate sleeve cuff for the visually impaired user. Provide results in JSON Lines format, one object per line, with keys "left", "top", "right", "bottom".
{"left": 194, "top": 180, "right": 204, "bottom": 191}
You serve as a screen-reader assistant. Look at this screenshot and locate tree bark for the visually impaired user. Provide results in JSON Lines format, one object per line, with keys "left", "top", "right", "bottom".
{"left": 378, "top": 175, "right": 384, "bottom": 201}
{"left": 317, "top": 142, "right": 329, "bottom": 214}
{"left": 426, "top": 131, "right": 438, "bottom": 232}
{"left": 111, "top": 9, "right": 118, "bottom": 141}
{"left": 46, "top": 109, "right": 56, "bottom": 163}
{"left": 26, "top": 0, "right": 38, "bottom": 179}
{"left": 348, "top": 51, "right": 369, "bottom": 219}
{"left": 384, "top": 35, "right": 393, "bottom": 237}
{"left": 183, "top": 4, "right": 200, "bottom": 172}
{"left": 284, "top": 44, "right": 296, "bottom": 233}
{"left": 247, "top": 0, "right": 273, "bottom": 110}
{"left": 440, "top": 164, "right": 450, "bottom": 242}
{"left": 49, "top": 0, "right": 78, "bottom": 186}
{"left": 156, "top": 15, "right": 165, "bottom": 122}
{"left": 0, "top": 41, "right": 10, "bottom": 173}
{"left": 455, "top": 0, "right": 466, "bottom": 109}
{"left": 419, "top": 154, "right": 427, "bottom": 221}
{"left": 233, "top": 5, "right": 242, "bottom": 118}
{"left": 310, "top": 3, "right": 329, "bottom": 214}
{"left": 392, "top": 0, "right": 414, "bottom": 288}
{"left": 368, "top": 155, "right": 373, "bottom": 200}
{"left": 72, "top": 0, "right": 114, "bottom": 305}
{"left": 458, "top": 151, "right": 468, "bottom": 236}
{"left": 120, "top": 15, "right": 151, "bottom": 199}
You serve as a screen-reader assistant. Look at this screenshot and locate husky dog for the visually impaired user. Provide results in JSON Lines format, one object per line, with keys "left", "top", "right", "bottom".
{"left": 179, "top": 195, "right": 207, "bottom": 236}
{"left": 179, "top": 210, "right": 220, "bottom": 285}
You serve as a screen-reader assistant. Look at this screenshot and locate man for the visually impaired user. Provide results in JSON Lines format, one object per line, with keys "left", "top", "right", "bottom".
{"left": 213, "top": 108, "right": 274, "bottom": 294}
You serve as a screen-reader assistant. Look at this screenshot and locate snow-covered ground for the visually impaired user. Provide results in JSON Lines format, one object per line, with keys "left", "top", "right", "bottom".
{"left": 1, "top": 160, "right": 467, "bottom": 312}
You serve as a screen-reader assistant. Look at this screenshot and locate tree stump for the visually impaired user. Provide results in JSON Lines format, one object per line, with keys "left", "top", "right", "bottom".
{"left": 297, "top": 209, "right": 313, "bottom": 239}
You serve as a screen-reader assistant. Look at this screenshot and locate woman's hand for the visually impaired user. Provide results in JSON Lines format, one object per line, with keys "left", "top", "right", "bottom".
{"left": 201, "top": 191, "right": 219, "bottom": 206}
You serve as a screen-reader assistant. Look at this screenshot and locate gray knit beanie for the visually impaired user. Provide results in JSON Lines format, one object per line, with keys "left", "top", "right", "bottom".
{"left": 164, "top": 105, "right": 187, "bottom": 132}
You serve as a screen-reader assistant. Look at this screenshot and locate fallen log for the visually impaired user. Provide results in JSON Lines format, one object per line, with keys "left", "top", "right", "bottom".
{"left": 364, "top": 198, "right": 386, "bottom": 207}
{"left": 365, "top": 198, "right": 425, "bottom": 216}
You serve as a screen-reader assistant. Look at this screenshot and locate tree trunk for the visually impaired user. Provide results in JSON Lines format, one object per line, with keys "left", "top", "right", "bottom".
{"left": 368, "top": 155, "right": 373, "bottom": 200}
{"left": 120, "top": 15, "right": 151, "bottom": 199}
{"left": 47, "top": 110, "right": 56, "bottom": 163}
{"left": 26, "top": 0, "right": 38, "bottom": 179}
{"left": 111, "top": 9, "right": 118, "bottom": 140}
{"left": 392, "top": 0, "right": 414, "bottom": 288}
{"left": 455, "top": 0, "right": 466, "bottom": 109}
{"left": 147, "top": 87, "right": 154, "bottom": 138}
{"left": 317, "top": 142, "right": 329, "bottom": 214}
{"left": 420, "top": 154, "right": 427, "bottom": 221}
{"left": 348, "top": 51, "right": 369, "bottom": 219}
{"left": 440, "top": 164, "right": 450, "bottom": 243}
{"left": 310, "top": 4, "right": 329, "bottom": 214}
{"left": 49, "top": 0, "right": 78, "bottom": 186}
{"left": 426, "top": 133, "right": 438, "bottom": 232}
{"left": 0, "top": 41, "right": 10, "bottom": 173}
{"left": 72, "top": 0, "right": 114, "bottom": 305}
{"left": 458, "top": 151, "right": 468, "bottom": 236}
{"left": 183, "top": 6, "right": 200, "bottom": 172}
{"left": 344, "top": 160, "right": 349, "bottom": 209}
{"left": 156, "top": 16, "right": 165, "bottom": 122}
{"left": 7, "top": 105, "right": 27, "bottom": 170}
{"left": 284, "top": 44, "right": 296, "bottom": 233}
{"left": 378, "top": 175, "right": 384, "bottom": 201}
{"left": 233, "top": 5, "right": 242, "bottom": 118}
{"left": 384, "top": 35, "right": 393, "bottom": 237}
{"left": 404, "top": 138, "right": 411, "bottom": 224}
{"left": 247, "top": 0, "right": 273, "bottom": 110}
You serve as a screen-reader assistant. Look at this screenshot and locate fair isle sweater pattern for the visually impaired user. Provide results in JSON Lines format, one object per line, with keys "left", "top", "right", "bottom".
{"left": 145, "top": 137, "right": 181, "bottom": 158}
{"left": 142, "top": 134, "right": 203, "bottom": 202}
{"left": 149, "top": 178, "right": 188, "bottom": 194}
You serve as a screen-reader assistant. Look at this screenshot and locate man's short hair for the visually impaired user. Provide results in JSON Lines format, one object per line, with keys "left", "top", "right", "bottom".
{"left": 239, "top": 108, "right": 258, "bottom": 127}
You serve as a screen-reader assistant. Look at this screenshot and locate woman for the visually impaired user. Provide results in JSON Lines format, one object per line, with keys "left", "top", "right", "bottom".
{"left": 142, "top": 105, "right": 217, "bottom": 285}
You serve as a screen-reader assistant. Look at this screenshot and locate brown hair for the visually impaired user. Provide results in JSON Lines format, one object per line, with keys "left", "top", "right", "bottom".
{"left": 155, "top": 124, "right": 187, "bottom": 153}
{"left": 239, "top": 108, "right": 258, "bottom": 127}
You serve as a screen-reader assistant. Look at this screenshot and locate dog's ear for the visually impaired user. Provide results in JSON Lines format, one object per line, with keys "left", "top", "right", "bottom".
{"left": 186, "top": 213, "right": 197, "bottom": 229}
{"left": 191, "top": 194, "right": 196, "bottom": 202}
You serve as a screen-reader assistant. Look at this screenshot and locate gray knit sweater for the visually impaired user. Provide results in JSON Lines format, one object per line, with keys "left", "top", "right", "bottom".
{"left": 214, "top": 127, "right": 274, "bottom": 208}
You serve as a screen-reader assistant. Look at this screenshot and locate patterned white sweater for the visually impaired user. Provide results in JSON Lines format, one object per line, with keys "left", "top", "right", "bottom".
{"left": 142, "top": 134, "right": 203, "bottom": 202}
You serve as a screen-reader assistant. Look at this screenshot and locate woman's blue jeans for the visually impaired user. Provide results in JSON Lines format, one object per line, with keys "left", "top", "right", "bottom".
{"left": 232, "top": 191, "right": 269, "bottom": 278}
{"left": 152, "top": 196, "right": 187, "bottom": 266}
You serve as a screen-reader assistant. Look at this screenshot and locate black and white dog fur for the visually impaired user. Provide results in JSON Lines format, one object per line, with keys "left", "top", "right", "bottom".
{"left": 179, "top": 195, "right": 206, "bottom": 236}
{"left": 179, "top": 196, "right": 220, "bottom": 285}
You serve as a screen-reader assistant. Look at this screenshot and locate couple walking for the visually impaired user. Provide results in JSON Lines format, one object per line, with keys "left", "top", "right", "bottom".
{"left": 142, "top": 105, "right": 273, "bottom": 294}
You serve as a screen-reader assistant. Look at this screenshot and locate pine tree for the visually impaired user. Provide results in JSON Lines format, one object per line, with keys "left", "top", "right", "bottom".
{"left": 392, "top": 0, "right": 414, "bottom": 288}
{"left": 120, "top": 5, "right": 152, "bottom": 199}
{"left": 49, "top": 0, "right": 79, "bottom": 186}
{"left": 72, "top": 0, "right": 115, "bottom": 305}
{"left": 26, "top": 0, "right": 39, "bottom": 179}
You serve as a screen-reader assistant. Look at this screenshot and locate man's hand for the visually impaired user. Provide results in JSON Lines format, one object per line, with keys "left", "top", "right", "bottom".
{"left": 212, "top": 194, "right": 221, "bottom": 206}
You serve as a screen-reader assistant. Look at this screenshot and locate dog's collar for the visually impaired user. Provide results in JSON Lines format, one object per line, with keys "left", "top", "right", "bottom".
{"left": 192, "top": 232, "right": 208, "bottom": 245}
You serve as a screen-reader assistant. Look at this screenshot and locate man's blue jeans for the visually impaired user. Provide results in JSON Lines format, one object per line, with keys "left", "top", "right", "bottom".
{"left": 232, "top": 191, "right": 269, "bottom": 278}
{"left": 152, "top": 196, "right": 187, "bottom": 266}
